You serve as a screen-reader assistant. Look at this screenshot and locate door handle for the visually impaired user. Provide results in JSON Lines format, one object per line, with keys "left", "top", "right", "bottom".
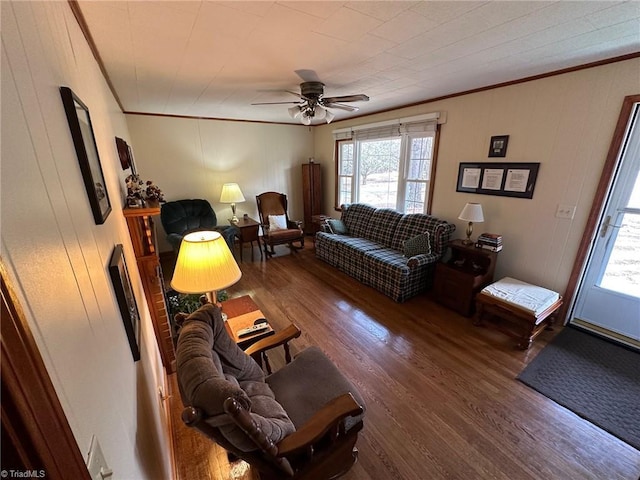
{"left": 599, "top": 215, "right": 626, "bottom": 237}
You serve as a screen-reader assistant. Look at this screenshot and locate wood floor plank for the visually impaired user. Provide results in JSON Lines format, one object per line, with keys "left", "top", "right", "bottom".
{"left": 166, "top": 243, "right": 640, "bottom": 480}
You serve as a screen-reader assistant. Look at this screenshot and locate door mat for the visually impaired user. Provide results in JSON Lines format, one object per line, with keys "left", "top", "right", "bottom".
{"left": 518, "top": 327, "right": 640, "bottom": 450}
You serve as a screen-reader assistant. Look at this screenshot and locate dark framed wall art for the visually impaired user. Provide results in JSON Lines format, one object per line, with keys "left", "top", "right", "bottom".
{"left": 60, "top": 86, "right": 112, "bottom": 224}
{"left": 115, "top": 136, "right": 137, "bottom": 175}
{"left": 488, "top": 135, "right": 509, "bottom": 157}
{"left": 456, "top": 162, "right": 540, "bottom": 199}
{"left": 109, "top": 244, "right": 141, "bottom": 361}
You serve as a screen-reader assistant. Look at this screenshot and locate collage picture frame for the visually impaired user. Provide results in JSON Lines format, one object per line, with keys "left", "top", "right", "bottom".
{"left": 456, "top": 162, "right": 540, "bottom": 199}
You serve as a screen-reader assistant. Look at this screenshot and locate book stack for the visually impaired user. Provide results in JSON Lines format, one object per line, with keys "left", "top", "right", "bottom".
{"left": 477, "top": 233, "right": 503, "bottom": 252}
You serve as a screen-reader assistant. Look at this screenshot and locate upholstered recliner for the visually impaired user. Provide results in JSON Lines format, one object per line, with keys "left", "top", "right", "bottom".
{"left": 256, "top": 192, "right": 304, "bottom": 257}
{"left": 160, "top": 199, "right": 237, "bottom": 251}
{"left": 176, "top": 304, "right": 365, "bottom": 479}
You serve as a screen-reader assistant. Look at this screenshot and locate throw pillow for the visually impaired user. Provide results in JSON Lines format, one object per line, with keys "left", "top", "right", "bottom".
{"left": 326, "top": 219, "right": 348, "bottom": 235}
{"left": 268, "top": 214, "right": 287, "bottom": 231}
{"left": 404, "top": 233, "right": 431, "bottom": 257}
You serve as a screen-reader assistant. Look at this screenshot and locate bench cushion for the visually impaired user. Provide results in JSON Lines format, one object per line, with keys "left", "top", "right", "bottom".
{"left": 481, "top": 277, "right": 560, "bottom": 316}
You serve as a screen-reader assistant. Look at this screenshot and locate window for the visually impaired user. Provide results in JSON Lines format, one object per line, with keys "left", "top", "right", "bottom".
{"left": 334, "top": 115, "right": 438, "bottom": 213}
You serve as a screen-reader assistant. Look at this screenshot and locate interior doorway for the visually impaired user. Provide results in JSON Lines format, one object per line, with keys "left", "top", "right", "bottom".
{"left": 569, "top": 96, "right": 640, "bottom": 349}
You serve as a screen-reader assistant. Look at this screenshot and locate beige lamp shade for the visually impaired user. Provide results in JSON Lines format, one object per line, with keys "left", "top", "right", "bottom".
{"left": 220, "top": 183, "right": 245, "bottom": 223}
{"left": 170, "top": 231, "right": 241, "bottom": 295}
{"left": 458, "top": 202, "right": 484, "bottom": 245}
{"left": 219, "top": 183, "right": 245, "bottom": 204}
{"left": 458, "top": 202, "right": 484, "bottom": 222}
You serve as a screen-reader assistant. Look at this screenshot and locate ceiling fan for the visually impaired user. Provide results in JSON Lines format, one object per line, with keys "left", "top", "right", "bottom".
{"left": 252, "top": 81, "right": 369, "bottom": 125}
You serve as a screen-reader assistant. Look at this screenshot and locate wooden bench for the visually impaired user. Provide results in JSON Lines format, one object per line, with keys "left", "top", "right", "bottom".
{"left": 474, "top": 277, "right": 563, "bottom": 349}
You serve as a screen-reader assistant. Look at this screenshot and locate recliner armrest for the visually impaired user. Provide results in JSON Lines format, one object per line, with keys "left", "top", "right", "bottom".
{"left": 276, "top": 393, "right": 364, "bottom": 456}
{"left": 244, "top": 324, "right": 302, "bottom": 357}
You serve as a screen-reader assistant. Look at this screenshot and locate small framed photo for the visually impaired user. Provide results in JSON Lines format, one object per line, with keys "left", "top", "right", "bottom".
{"left": 488, "top": 135, "right": 509, "bottom": 158}
{"left": 109, "top": 244, "right": 141, "bottom": 361}
{"left": 60, "top": 86, "right": 112, "bottom": 224}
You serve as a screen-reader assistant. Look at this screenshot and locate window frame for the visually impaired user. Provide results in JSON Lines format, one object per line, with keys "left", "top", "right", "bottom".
{"left": 334, "top": 126, "right": 440, "bottom": 214}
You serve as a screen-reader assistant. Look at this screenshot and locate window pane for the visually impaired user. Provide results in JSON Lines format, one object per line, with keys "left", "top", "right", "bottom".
{"left": 407, "top": 137, "right": 432, "bottom": 181}
{"left": 340, "top": 143, "right": 354, "bottom": 175}
{"left": 359, "top": 138, "right": 401, "bottom": 208}
{"left": 338, "top": 177, "right": 352, "bottom": 205}
{"left": 404, "top": 181, "right": 426, "bottom": 213}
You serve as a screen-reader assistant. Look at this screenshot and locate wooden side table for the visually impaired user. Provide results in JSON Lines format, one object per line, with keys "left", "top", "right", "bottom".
{"left": 230, "top": 216, "right": 261, "bottom": 261}
{"left": 433, "top": 239, "right": 498, "bottom": 316}
{"left": 222, "top": 295, "right": 274, "bottom": 349}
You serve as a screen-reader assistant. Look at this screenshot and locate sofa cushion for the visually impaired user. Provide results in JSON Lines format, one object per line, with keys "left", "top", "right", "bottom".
{"left": 404, "top": 233, "right": 431, "bottom": 257}
{"left": 326, "top": 218, "right": 348, "bottom": 235}
{"left": 363, "top": 208, "right": 403, "bottom": 247}
{"left": 341, "top": 204, "right": 376, "bottom": 238}
{"left": 326, "top": 235, "right": 385, "bottom": 255}
{"left": 391, "top": 213, "right": 439, "bottom": 252}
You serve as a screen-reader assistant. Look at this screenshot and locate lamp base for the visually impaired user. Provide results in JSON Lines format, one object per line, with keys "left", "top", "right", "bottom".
{"left": 230, "top": 215, "right": 239, "bottom": 224}
{"left": 463, "top": 222, "right": 474, "bottom": 246}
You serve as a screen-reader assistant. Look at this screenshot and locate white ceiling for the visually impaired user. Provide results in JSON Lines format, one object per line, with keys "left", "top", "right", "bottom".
{"left": 77, "top": 1, "right": 640, "bottom": 125}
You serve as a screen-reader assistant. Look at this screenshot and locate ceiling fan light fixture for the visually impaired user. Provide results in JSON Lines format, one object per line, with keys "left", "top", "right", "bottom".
{"left": 254, "top": 79, "right": 368, "bottom": 125}
{"left": 325, "top": 109, "right": 335, "bottom": 123}
{"left": 288, "top": 106, "right": 302, "bottom": 119}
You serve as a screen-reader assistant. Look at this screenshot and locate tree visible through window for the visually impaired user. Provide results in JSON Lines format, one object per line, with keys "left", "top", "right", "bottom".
{"left": 336, "top": 125, "right": 436, "bottom": 213}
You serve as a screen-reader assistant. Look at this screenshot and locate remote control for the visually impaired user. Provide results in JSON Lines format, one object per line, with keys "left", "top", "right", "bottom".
{"left": 237, "top": 323, "right": 269, "bottom": 338}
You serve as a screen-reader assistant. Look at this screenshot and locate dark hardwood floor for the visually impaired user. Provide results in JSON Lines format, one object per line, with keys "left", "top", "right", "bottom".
{"left": 166, "top": 242, "right": 640, "bottom": 480}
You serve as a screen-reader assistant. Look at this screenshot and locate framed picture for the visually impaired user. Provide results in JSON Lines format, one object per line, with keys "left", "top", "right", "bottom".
{"left": 60, "top": 86, "right": 112, "bottom": 224}
{"left": 456, "top": 162, "right": 540, "bottom": 199}
{"left": 488, "top": 135, "right": 509, "bottom": 158}
{"left": 115, "top": 137, "right": 138, "bottom": 175}
{"left": 115, "top": 137, "right": 131, "bottom": 170}
{"left": 109, "top": 244, "right": 141, "bottom": 361}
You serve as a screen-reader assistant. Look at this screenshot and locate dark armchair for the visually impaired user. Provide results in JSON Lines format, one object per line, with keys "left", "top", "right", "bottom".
{"left": 176, "top": 304, "right": 365, "bottom": 480}
{"left": 256, "top": 192, "right": 305, "bottom": 257}
{"left": 160, "top": 199, "right": 237, "bottom": 252}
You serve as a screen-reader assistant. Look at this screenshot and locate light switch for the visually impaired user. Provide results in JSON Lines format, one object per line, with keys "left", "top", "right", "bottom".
{"left": 87, "top": 436, "right": 112, "bottom": 480}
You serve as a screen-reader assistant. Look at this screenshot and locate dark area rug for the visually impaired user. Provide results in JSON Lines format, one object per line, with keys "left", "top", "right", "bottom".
{"left": 518, "top": 327, "right": 640, "bottom": 450}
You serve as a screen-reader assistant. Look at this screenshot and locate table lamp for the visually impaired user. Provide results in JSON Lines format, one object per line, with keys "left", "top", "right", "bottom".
{"left": 220, "top": 183, "right": 245, "bottom": 224}
{"left": 171, "top": 231, "right": 242, "bottom": 308}
{"left": 458, "top": 202, "right": 484, "bottom": 245}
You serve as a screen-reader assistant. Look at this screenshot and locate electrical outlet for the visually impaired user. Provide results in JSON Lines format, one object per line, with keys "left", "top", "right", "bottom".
{"left": 556, "top": 204, "right": 576, "bottom": 219}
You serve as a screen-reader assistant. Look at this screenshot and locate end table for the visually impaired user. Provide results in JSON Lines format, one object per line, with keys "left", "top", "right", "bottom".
{"left": 229, "top": 216, "right": 261, "bottom": 261}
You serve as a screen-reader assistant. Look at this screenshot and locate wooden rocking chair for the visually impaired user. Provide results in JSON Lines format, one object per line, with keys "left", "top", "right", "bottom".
{"left": 256, "top": 192, "right": 305, "bottom": 257}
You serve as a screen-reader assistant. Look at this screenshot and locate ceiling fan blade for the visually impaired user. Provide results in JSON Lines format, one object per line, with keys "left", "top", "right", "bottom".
{"left": 323, "top": 102, "right": 359, "bottom": 112}
{"left": 285, "top": 90, "right": 304, "bottom": 99}
{"left": 322, "top": 94, "right": 369, "bottom": 103}
{"left": 294, "top": 69, "right": 322, "bottom": 83}
{"left": 251, "top": 101, "right": 302, "bottom": 105}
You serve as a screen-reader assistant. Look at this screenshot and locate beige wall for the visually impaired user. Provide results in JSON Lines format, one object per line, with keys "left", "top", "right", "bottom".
{"left": 1, "top": 2, "right": 171, "bottom": 478}
{"left": 314, "top": 58, "right": 640, "bottom": 295}
{"left": 126, "top": 115, "right": 314, "bottom": 252}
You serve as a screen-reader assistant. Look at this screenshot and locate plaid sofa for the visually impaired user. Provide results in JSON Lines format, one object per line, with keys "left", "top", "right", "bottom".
{"left": 315, "top": 204, "right": 456, "bottom": 303}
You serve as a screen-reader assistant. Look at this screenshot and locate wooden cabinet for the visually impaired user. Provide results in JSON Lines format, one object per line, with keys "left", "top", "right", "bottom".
{"left": 302, "top": 162, "right": 322, "bottom": 235}
{"left": 123, "top": 201, "right": 176, "bottom": 373}
{"left": 433, "top": 239, "right": 498, "bottom": 317}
